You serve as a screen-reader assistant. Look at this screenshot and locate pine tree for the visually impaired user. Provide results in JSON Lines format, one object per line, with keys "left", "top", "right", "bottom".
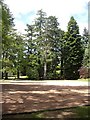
{"left": 25, "top": 24, "right": 39, "bottom": 79}
{"left": 63, "top": 16, "right": 84, "bottom": 79}
{"left": 0, "top": 3, "right": 2, "bottom": 79}
{"left": 2, "top": 1, "right": 14, "bottom": 79}
{"left": 82, "top": 28, "right": 90, "bottom": 68}
{"left": 14, "top": 33, "right": 25, "bottom": 79}
{"left": 59, "top": 30, "right": 65, "bottom": 79}
{"left": 34, "top": 9, "right": 47, "bottom": 79}
{"left": 46, "top": 16, "right": 61, "bottom": 79}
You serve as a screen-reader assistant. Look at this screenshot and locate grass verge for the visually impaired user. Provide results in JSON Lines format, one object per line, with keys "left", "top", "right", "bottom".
{"left": 2, "top": 106, "right": 90, "bottom": 119}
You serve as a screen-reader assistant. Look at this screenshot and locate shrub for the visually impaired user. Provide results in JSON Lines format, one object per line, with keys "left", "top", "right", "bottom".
{"left": 26, "top": 67, "right": 39, "bottom": 80}
{"left": 79, "top": 66, "right": 90, "bottom": 78}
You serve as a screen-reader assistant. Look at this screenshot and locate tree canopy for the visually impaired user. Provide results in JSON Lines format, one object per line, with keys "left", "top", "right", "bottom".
{"left": 1, "top": 2, "right": 89, "bottom": 80}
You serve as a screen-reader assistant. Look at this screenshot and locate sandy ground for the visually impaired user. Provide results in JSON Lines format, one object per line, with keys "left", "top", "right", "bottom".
{"left": 1, "top": 80, "right": 90, "bottom": 86}
{"left": 1, "top": 81, "right": 90, "bottom": 114}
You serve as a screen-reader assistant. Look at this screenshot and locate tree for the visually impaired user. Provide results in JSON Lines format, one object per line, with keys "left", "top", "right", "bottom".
{"left": 0, "top": 3, "right": 2, "bottom": 79}
{"left": 25, "top": 23, "right": 39, "bottom": 79}
{"left": 25, "top": 11, "right": 64, "bottom": 80}
{"left": 83, "top": 47, "right": 90, "bottom": 67}
{"left": 1, "top": 5, "right": 86, "bottom": 80}
{"left": 82, "top": 28, "right": 90, "bottom": 68}
{"left": 59, "top": 30, "right": 65, "bottom": 79}
{"left": 34, "top": 9, "right": 47, "bottom": 79}
{"left": 82, "top": 27, "right": 89, "bottom": 49}
{"left": 13, "top": 33, "right": 25, "bottom": 79}
{"left": 45, "top": 16, "right": 61, "bottom": 79}
{"left": 34, "top": 11, "right": 62, "bottom": 79}
{"left": 2, "top": 1, "right": 14, "bottom": 79}
{"left": 63, "top": 16, "right": 84, "bottom": 79}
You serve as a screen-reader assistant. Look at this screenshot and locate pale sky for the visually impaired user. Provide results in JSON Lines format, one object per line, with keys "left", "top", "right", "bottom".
{"left": 5, "top": 0, "right": 89, "bottom": 34}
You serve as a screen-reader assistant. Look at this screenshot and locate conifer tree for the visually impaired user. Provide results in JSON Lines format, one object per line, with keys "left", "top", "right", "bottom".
{"left": 63, "top": 16, "right": 84, "bottom": 79}
{"left": 2, "top": 1, "right": 14, "bottom": 79}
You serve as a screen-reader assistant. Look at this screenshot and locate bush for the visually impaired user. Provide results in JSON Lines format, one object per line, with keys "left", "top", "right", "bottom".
{"left": 26, "top": 67, "right": 39, "bottom": 80}
{"left": 79, "top": 66, "right": 90, "bottom": 78}
{"left": 47, "top": 72, "right": 54, "bottom": 80}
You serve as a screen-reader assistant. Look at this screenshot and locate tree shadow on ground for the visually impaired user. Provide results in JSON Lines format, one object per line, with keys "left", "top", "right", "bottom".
{"left": 2, "top": 84, "right": 89, "bottom": 115}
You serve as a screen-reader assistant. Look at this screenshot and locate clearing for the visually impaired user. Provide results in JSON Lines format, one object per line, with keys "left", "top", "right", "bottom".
{"left": 1, "top": 80, "right": 90, "bottom": 116}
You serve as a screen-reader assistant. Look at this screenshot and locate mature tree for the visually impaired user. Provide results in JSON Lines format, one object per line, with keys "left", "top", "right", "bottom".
{"left": 2, "top": 1, "right": 14, "bottom": 79}
{"left": 13, "top": 33, "right": 25, "bottom": 79}
{"left": 82, "top": 28, "right": 90, "bottom": 68}
{"left": 34, "top": 9, "right": 47, "bottom": 79}
{"left": 25, "top": 24, "right": 39, "bottom": 79}
{"left": 1, "top": 4, "right": 86, "bottom": 80}
{"left": 82, "top": 27, "right": 89, "bottom": 48}
{"left": 25, "top": 24, "right": 35, "bottom": 54}
{"left": 34, "top": 10, "right": 62, "bottom": 79}
{"left": 83, "top": 47, "right": 90, "bottom": 67}
{"left": 59, "top": 30, "right": 65, "bottom": 79}
{"left": 0, "top": 3, "right": 2, "bottom": 79}
{"left": 45, "top": 16, "right": 61, "bottom": 79}
{"left": 24, "top": 10, "right": 47, "bottom": 79}
{"left": 25, "top": 11, "right": 64, "bottom": 80}
{"left": 63, "top": 16, "right": 84, "bottom": 79}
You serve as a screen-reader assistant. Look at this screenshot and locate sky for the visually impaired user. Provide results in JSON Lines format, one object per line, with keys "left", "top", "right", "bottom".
{"left": 5, "top": 0, "right": 90, "bottom": 34}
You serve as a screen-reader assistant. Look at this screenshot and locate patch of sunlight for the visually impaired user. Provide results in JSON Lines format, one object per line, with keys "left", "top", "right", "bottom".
{"left": 70, "top": 89, "right": 89, "bottom": 94}
{"left": 9, "top": 90, "right": 61, "bottom": 94}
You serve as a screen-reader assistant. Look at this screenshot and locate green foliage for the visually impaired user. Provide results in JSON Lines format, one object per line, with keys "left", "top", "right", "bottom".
{"left": 26, "top": 67, "right": 39, "bottom": 80}
{"left": 63, "top": 17, "right": 84, "bottom": 79}
{"left": 82, "top": 28, "right": 90, "bottom": 69}
{"left": 83, "top": 48, "right": 90, "bottom": 67}
{"left": 1, "top": 1, "right": 15, "bottom": 79}
{"left": 82, "top": 27, "right": 89, "bottom": 49}
{"left": 1, "top": 1, "right": 87, "bottom": 80}
{"left": 25, "top": 10, "right": 61, "bottom": 79}
{"left": 0, "top": 4, "right": 2, "bottom": 34}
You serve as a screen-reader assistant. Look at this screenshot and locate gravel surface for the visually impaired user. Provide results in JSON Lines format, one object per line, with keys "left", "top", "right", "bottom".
{"left": 1, "top": 83, "right": 90, "bottom": 114}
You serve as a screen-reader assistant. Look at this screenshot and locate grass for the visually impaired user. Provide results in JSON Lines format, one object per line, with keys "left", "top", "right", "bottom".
{"left": 31, "top": 106, "right": 90, "bottom": 118}
{"left": 2, "top": 106, "right": 90, "bottom": 119}
{"left": 0, "top": 79, "right": 13, "bottom": 83}
{"left": 0, "top": 78, "right": 90, "bottom": 83}
{"left": 78, "top": 78, "right": 90, "bottom": 82}
{"left": 74, "top": 106, "right": 89, "bottom": 118}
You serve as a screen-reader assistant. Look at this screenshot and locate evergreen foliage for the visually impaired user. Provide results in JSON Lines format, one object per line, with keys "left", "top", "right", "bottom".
{"left": 1, "top": 2, "right": 88, "bottom": 80}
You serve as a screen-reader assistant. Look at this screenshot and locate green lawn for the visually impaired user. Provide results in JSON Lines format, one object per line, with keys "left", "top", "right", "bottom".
{"left": 0, "top": 78, "right": 90, "bottom": 83}
{"left": 24, "top": 106, "right": 89, "bottom": 119}
{"left": 2, "top": 106, "right": 90, "bottom": 119}
{"left": 78, "top": 78, "right": 90, "bottom": 82}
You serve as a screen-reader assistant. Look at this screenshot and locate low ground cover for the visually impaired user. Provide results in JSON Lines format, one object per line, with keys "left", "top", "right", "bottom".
{"left": 2, "top": 106, "right": 90, "bottom": 119}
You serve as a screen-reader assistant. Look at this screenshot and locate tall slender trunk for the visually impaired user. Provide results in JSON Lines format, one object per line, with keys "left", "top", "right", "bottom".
{"left": 2, "top": 72, "right": 3, "bottom": 79}
{"left": 61, "top": 56, "right": 63, "bottom": 78}
{"left": 17, "top": 69, "right": 19, "bottom": 79}
{"left": 60, "top": 47, "right": 64, "bottom": 79}
{"left": 4, "top": 71, "right": 8, "bottom": 80}
{"left": 43, "top": 48, "right": 47, "bottom": 79}
{"left": 4, "top": 52, "right": 8, "bottom": 80}
{"left": 44, "top": 61, "right": 47, "bottom": 79}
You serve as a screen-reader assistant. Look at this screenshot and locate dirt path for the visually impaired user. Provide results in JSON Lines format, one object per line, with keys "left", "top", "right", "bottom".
{"left": 1, "top": 82, "right": 89, "bottom": 115}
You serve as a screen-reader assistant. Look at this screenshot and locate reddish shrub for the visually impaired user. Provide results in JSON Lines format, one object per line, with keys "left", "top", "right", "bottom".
{"left": 79, "top": 67, "right": 90, "bottom": 78}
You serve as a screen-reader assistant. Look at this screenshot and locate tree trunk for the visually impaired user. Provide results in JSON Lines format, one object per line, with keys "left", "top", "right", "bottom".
{"left": 17, "top": 69, "right": 19, "bottom": 79}
{"left": 44, "top": 61, "right": 47, "bottom": 79}
{"left": 61, "top": 47, "right": 64, "bottom": 79}
{"left": 43, "top": 48, "right": 47, "bottom": 80}
{"left": 4, "top": 71, "right": 8, "bottom": 80}
{"left": 0, "top": 72, "right": 2, "bottom": 79}
{"left": 61, "top": 56, "right": 63, "bottom": 79}
{"left": 2, "top": 72, "right": 3, "bottom": 79}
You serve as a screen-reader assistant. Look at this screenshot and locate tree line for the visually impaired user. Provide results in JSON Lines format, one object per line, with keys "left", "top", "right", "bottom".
{"left": 0, "top": 1, "right": 89, "bottom": 80}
